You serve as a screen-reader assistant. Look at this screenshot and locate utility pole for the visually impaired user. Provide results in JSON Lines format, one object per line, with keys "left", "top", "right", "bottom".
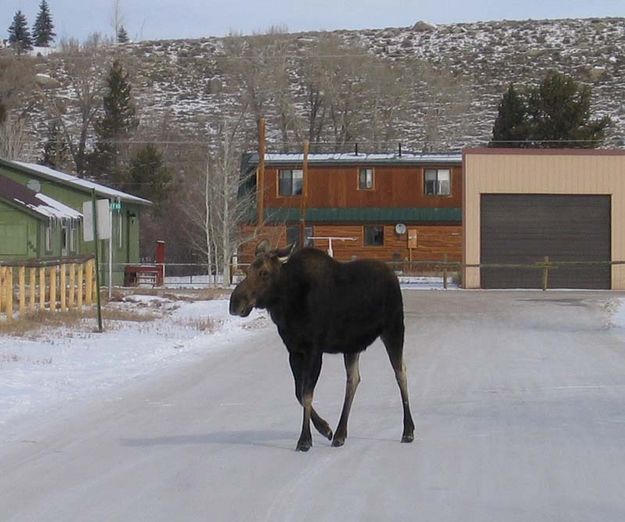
{"left": 300, "top": 140, "right": 309, "bottom": 248}
{"left": 257, "top": 118, "right": 266, "bottom": 229}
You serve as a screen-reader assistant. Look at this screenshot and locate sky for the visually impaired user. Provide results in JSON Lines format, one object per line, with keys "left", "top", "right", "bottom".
{"left": 2, "top": 0, "right": 624, "bottom": 43}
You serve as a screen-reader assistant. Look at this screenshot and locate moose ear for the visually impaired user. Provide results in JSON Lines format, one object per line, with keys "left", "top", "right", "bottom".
{"left": 273, "top": 242, "right": 297, "bottom": 264}
{"left": 255, "top": 239, "right": 271, "bottom": 256}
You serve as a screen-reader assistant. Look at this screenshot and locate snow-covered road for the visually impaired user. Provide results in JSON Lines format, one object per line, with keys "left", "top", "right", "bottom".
{"left": 3, "top": 291, "right": 625, "bottom": 521}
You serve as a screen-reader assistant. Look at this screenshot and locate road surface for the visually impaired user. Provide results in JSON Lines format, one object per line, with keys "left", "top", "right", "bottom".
{"left": 2, "top": 291, "right": 625, "bottom": 521}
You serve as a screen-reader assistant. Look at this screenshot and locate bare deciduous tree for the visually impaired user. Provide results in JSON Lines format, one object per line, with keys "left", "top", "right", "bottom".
{"left": 0, "top": 55, "right": 36, "bottom": 159}
{"left": 406, "top": 61, "right": 472, "bottom": 151}
{"left": 183, "top": 111, "right": 256, "bottom": 285}
{"left": 43, "top": 37, "right": 108, "bottom": 174}
{"left": 223, "top": 27, "right": 302, "bottom": 150}
{"left": 111, "top": 0, "right": 125, "bottom": 41}
{"left": 0, "top": 116, "right": 27, "bottom": 159}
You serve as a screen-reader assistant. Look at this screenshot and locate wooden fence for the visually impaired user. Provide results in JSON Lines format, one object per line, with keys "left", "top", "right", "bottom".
{"left": 0, "top": 255, "right": 97, "bottom": 321}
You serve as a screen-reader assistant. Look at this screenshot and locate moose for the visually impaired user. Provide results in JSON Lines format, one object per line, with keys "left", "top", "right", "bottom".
{"left": 229, "top": 240, "right": 415, "bottom": 451}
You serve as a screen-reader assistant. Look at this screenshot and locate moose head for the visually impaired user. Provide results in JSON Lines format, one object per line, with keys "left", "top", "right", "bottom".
{"left": 229, "top": 240, "right": 296, "bottom": 317}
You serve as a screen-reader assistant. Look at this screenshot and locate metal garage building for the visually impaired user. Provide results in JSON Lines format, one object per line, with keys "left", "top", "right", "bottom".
{"left": 463, "top": 149, "right": 625, "bottom": 290}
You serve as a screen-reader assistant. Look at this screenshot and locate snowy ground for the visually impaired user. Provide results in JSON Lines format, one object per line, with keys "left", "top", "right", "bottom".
{"left": 2, "top": 290, "right": 625, "bottom": 521}
{"left": 0, "top": 277, "right": 451, "bottom": 428}
{"left": 0, "top": 294, "right": 268, "bottom": 428}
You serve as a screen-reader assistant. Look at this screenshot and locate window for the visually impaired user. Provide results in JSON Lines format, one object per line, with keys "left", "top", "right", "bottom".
{"left": 424, "top": 168, "right": 451, "bottom": 196}
{"left": 61, "top": 225, "right": 68, "bottom": 254}
{"left": 45, "top": 224, "right": 53, "bottom": 253}
{"left": 278, "top": 169, "right": 303, "bottom": 196}
{"left": 286, "top": 225, "right": 313, "bottom": 247}
{"left": 364, "top": 225, "right": 384, "bottom": 246}
{"left": 358, "top": 168, "right": 374, "bottom": 190}
{"left": 69, "top": 222, "right": 77, "bottom": 253}
{"left": 286, "top": 225, "right": 299, "bottom": 247}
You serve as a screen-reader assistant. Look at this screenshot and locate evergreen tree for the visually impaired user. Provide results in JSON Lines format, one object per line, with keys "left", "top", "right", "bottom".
{"left": 528, "top": 71, "right": 611, "bottom": 147}
{"left": 32, "top": 0, "right": 56, "bottom": 47}
{"left": 490, "top": 71, "right": 611, "bottom": 148}
{"left": 91, "top": 60, "right": 138, "bottom": 185}
{"left": 127, "top": 144, "right": 172, "bottom": 209}
{"left": 41, "top": 119, "right": 70, "bottom": 169}
{"left": 8, "top": 11, "right": 33, "bottom": 55}
{"left": 491, "top": 84, "right": 528, "bottom": 147}
{"left": 117, "top": 25, "right": 129, "bottom": 44}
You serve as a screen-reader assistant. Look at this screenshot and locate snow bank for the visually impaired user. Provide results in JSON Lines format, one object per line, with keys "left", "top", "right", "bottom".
{"left": 0, "top": 298, "right": 267, "bottom": 427}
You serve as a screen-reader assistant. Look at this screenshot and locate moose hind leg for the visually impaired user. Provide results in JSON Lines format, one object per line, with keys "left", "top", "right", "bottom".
{"left": 382, "top": 329, "right": 415, "bottom": 443}
{"left": 332, "top": 352, "right": 361, "bottom": 447}
{"left": 289, "top": 352, "right": 333, "bottom": 441}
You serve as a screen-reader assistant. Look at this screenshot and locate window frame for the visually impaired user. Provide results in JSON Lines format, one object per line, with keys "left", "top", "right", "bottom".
{"left": 69, "top": 221, "right": 78, "bottom": 253}
{"left": 424, "top": 168, "right": 452, "bottom": 197}
{"left": 278, "top": 169, "right": 304, "bottom": 197}
{"left": 45, "top": 223, "right": 53, "bottom": 253}
{"left": 358, "top": 167, "right": 375, "bottom": 190}
{"left": 364, "top": 225, "right": 385, "bottom": 247}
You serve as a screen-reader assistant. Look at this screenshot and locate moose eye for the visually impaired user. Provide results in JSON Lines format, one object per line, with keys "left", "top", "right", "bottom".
{"left": 259, "top": 269, "right": 269, "bottom": 279}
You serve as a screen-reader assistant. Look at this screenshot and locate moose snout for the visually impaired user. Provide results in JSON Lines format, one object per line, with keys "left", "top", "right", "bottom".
{"left": 229, "top": 285, "right": 254, "bottom": 317}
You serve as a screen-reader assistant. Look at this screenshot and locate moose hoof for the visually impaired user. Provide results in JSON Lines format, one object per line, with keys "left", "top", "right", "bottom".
{"left": 401, "top": 433, "right": 414, "bottom": 443}
{"left": 320, "top": 425, "right": 333, "bottom": 441}
{"left": 331, "top": 438, "right": 345, "bottom": 448}
{"left": 296, "top": 440, "right": 312, "bottom": 452}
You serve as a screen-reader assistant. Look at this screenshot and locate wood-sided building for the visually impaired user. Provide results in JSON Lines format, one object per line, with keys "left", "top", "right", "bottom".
{"left": 239, "top": 152, "right": 463, "bottom": 265}
{"left": 0, "top": 158, "right": 151, "bottom": 285}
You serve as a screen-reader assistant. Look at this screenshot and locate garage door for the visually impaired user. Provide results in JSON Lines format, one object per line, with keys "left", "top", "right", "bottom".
{"left": 480, "top": 194, "right": 611, "bottom": 289}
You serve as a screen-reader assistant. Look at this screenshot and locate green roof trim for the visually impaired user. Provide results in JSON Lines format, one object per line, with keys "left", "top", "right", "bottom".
{"left": 264, "top": 207, "right": 461, "bottom": 224}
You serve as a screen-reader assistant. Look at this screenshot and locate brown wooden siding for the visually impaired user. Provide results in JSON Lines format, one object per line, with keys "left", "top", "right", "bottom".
{"left": 239, "top": 224, "right": 462, "bottom": 265}
{"left": 263, "top": 164, "right": 463, "bottom": 211}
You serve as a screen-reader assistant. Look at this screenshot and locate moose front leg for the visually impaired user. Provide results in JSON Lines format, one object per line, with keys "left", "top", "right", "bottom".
{"left": 296, "top": 353, "right": 323, "bottom": 452}
{"left": 289, "top": 352, "right": 333, "bottom": 442}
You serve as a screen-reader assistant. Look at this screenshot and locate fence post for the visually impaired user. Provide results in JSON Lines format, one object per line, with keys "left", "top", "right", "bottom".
{"left": 443, "top": 254, "right": 448, "bottom": 290}
{"left": 542, "top": 256, "right": 549, "bottom": 291}
{"left": 18, "top": 266, "right": 25, "bottom": 316}
{"left": 0, "top": 267, "right": 4, "bottom": 313}
{"left": 29, "top": 267, "right": 36, "bottom": 312}
{"left": 69, "top": 264, "right": 76, "bottom": 309}
{"left": 60, "top": 264, "right": 67, "bottom": 312}
{"left": 78, "top": 262, "right": 84, "bottom": 307}
{"left": 39, "top": 266, "right": 46, "bottom": 310}
{"left": 50, "top": 265, "right": 57, "bottom": 312}
{"left": 85, "top": 260, "right": 93, "bottom": 305}
{"left": 92, "top": 260, "right": 98, "bottom": 304}
{"left": 6, "top": 267, "right": 13, "bottom": 320}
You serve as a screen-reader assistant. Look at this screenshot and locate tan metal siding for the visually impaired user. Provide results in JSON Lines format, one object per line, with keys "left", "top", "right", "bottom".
{"left": 463, "top": 151, "right": 625, "bottom": 289}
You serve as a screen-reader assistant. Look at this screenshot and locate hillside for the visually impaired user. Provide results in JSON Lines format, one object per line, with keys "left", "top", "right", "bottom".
{"left": 18, "top": 17, "right": 625, "bottom": 160}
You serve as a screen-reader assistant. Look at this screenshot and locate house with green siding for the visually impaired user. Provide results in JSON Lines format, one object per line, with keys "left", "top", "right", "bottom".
{"left": 0, "top": 158, "right": 151, "bottom": 285}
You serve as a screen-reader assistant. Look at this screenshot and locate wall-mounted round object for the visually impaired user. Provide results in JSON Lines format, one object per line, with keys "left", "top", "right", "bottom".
{"left": 395, "top": 223, "right": 407, "bottom": 235}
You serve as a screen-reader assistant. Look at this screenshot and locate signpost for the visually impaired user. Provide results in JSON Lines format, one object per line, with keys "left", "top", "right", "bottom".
{"left": 108, "top": 199, "right": 121, "bottom": 300}
{"left": 82, "top": 192, "right": 111, "bottom": 332}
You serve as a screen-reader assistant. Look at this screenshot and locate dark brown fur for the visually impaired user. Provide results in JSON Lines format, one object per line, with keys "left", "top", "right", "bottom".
{"left": 230, "top": 241, "right": 415, "bottom": 451}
